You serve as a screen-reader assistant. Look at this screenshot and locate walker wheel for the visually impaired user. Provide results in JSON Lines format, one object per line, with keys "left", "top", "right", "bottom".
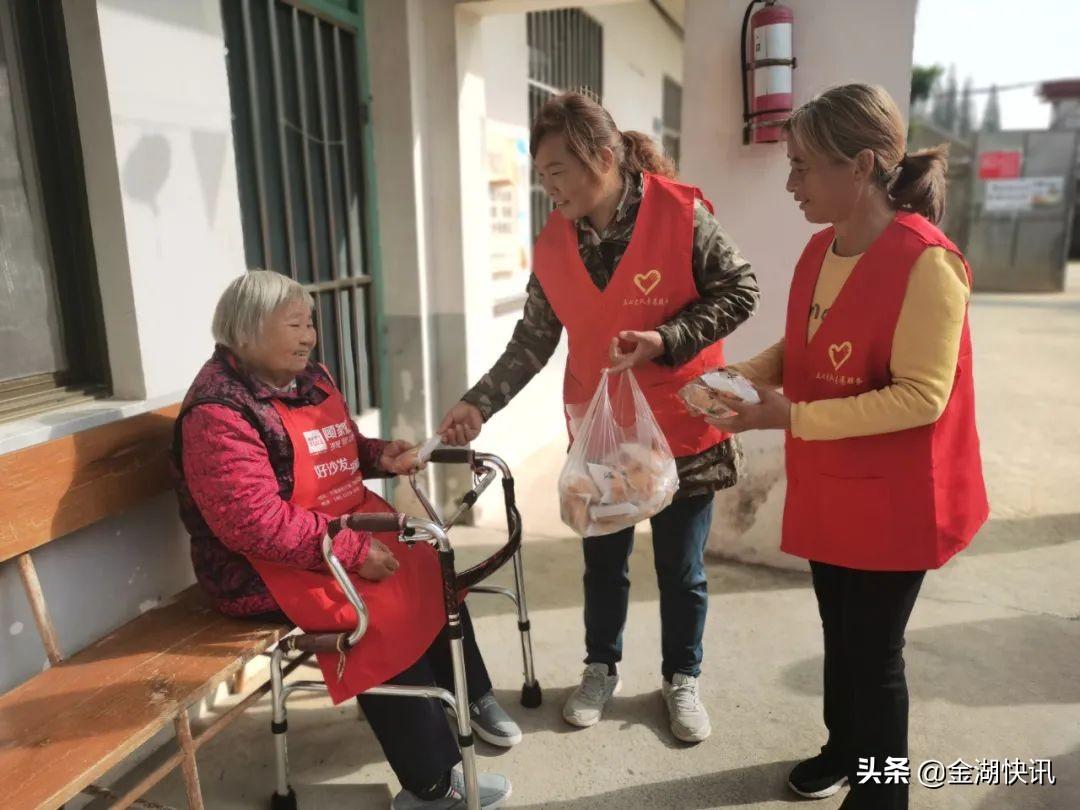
{"left": 270, "top": 786, "right": 298, "bottom": 810}
{"left": 521, "top": 680, "right": 542, "bottom": 708}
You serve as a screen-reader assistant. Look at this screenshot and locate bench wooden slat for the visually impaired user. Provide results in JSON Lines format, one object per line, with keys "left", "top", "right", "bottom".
{"left": 0, "top": 586, "right": 289, "bottom": 809}
{"left": 0, "top": 404, "right": 180, "bottom": 564}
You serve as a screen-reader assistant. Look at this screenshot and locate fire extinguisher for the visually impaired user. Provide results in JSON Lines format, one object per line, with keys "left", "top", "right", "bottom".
{"left": 741, "top": 1, "right": 796, "bottom": 144}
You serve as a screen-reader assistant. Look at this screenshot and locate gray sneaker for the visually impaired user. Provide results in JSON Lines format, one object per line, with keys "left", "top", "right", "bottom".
{"left": 562, "top": 663, "right": 621, "bottom": 727}
{"left": 662, "top": 673, "right": 711, "bottom": 742}
{"left": 448, "top": 691, "right": 522, "bottom": 747}
{"left": 391, "top": 764, "right": 512, "bottom": 809}
{"left": 472, "top": 691, "right": 523, "bottom": 747}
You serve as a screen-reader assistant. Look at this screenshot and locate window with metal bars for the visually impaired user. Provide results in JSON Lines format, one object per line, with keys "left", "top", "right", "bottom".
{"left": 662, "top": 75, "right": 682, "bottom": 170}
{"left": 221, "top": 0, "right": 377, "bottom": 415}
{"left": 526, "top": 8, "right": 603, "bottom": 242}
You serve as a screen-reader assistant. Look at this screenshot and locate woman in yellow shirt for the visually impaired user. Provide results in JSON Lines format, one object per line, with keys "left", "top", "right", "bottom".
{"left": 711, "top": 84, "right": 987, "bottom": 810}
{"left": 729, "top": 244, "right": 969, "bottom": 440}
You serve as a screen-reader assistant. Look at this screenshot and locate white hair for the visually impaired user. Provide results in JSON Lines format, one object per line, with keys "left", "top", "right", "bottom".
{"left": 211, "top": 270, "right": 314, "bottom": 350}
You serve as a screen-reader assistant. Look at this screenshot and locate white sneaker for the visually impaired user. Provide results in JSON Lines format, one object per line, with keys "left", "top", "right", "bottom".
{"left": 662, "top": 673, "right": 711, "bottom": 742}
{"left": 562, "top": 663, "right": 621, "bottom": 727}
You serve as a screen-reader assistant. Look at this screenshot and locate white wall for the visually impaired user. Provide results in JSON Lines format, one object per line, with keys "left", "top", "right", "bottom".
{"left": 480, "top": 13, "right": 528, "bottom": 127}
{"left": 588, "top": 1, "right": 683, "bottom": 138}
{"left": 681, "top": 0, "right": 918, "bottom": 566}
{"left": 68, "top": 0, "right": 247, "bottom": 400}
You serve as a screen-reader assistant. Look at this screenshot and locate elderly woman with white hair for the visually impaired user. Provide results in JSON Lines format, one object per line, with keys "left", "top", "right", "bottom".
{"left": 173, "top": 271, "right": 517, "bottom": 809}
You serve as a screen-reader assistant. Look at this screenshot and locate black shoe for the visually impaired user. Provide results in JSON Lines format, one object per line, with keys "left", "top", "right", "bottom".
{"left": 788, "top": 750, "right": 848, "bottom": 799}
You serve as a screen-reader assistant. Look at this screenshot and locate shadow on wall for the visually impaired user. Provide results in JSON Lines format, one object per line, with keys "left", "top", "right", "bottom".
{"left": 122, "top": 134, "right": 171, "bottom": 216}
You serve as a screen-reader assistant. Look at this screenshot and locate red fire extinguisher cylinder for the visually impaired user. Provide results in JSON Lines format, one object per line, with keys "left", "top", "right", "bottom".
{"left": 746, "top": 2, "right": 795, "bottom": 144}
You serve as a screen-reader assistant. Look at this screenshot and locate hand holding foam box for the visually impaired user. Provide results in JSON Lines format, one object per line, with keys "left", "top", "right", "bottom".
{"left": 678, "top": 369, "right": 760, "bottom": 419}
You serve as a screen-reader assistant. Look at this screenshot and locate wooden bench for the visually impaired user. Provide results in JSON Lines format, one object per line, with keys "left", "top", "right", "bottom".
{"left": 0, "top": 406, "right": 292, "bottom": 809}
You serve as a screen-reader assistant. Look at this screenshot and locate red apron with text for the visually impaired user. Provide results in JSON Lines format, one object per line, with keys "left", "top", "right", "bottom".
{"left": 250, "top": 381, "right": 445, "bottom": 703}
{"left": 781, "top": 213, "right": 988, "bottom": 570}
{"left": 531, "top": 172, "right": 729, "bottom": 456}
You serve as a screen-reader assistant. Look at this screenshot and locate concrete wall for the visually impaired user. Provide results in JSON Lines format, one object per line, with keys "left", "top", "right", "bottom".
{"left": 681, "top": 0, "right": 918, "bottom": 567}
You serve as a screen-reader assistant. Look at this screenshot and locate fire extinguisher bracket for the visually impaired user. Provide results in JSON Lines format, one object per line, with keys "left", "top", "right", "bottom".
{"left": 745, "top": 57, "right": 797, "bottom": 70}
{"left": 740, "top": 1, "right": 795, "bottom": 145}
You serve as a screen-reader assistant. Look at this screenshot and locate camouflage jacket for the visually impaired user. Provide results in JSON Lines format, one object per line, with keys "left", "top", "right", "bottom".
{"left": 463, "top": 172, "right": 759, "bottom": 498}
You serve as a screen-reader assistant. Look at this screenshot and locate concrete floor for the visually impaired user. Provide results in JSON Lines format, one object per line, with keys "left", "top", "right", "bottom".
{"left": 137, "top": 270, "right": 1080, "bottom": 809}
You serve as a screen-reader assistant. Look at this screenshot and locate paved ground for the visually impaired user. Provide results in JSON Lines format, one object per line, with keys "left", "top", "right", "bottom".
{"left": 133, "top": 268, "right": 1080, "bottom": 809}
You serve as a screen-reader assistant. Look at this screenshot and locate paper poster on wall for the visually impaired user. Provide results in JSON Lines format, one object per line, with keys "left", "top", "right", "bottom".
{"left": 984, "top": 177, "right": 1065, "bottom": 212}
{"left": 486, "top": 122, "right": 532, "bottom": 282}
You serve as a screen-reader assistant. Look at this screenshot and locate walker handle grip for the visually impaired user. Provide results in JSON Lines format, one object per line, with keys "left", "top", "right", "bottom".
{"left": 328, "top": 513, "right": 406, "bottom": 538}
{"left": 429, "top": 448, "right": 475, "bottom": 465}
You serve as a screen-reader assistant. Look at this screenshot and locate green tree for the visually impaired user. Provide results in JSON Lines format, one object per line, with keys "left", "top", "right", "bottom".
{"left": 911, "top": 64, "right": 944, "bottom": 105}
{"left": 958, "top": 77, "right": 974, "bottom": 139}
{"left": 982, "top": 84, "right": 1002, "bottom": 132}
{"left": 938, "top": 66, "right": 958, "bottom": 132}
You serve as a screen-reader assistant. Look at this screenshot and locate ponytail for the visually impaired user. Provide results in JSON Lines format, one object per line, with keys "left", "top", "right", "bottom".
{"left": 619, "top": 130, "right": 677, "bottom": 179}
{"left": 888, "top": 145, "right": 949, "bottom": 225}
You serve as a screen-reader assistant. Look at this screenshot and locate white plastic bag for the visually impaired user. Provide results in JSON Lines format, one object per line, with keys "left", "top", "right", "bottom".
{"left": 558, "top": 369, "right": 679, "bottom": 537}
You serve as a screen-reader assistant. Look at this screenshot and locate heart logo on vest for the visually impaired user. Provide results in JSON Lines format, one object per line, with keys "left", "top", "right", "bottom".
{"left": 634, "top": 269, "right": 662, "bottom": 296}
{"left": 828, "top": 341, "right": 853, "bottom": 371}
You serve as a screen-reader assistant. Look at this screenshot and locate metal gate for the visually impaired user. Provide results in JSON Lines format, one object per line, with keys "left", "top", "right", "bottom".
{"left": 963, "top": 130, "right": 1079, "bottom": 292}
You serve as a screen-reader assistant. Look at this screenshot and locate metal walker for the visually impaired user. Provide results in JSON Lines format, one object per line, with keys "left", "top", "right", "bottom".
{"left": 267, "top": 449, "right": 541, "bottom": 810}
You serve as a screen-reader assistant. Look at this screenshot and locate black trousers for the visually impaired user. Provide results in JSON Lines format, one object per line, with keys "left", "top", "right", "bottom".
{"left": 357, "top": 605, "right": 492, "bottom": 793}
{"left": 253, "top": 605, "right": 492, "bottom": 794}
{"left": 810, "top": 561, "right": 926, "bottom": 810}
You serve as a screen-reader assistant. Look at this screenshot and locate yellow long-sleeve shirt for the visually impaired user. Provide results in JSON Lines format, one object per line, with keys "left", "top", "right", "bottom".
{"left": 730, "top": 245, "right": 970, "bottom": 441}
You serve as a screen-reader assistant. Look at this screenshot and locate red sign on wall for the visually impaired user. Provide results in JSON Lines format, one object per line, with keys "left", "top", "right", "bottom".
{"left": 978, "top": 150, "right": 1022, "bottom": 179}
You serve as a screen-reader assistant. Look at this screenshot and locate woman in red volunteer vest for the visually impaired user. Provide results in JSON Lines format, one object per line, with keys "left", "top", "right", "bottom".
{"left": 709, "top": 85, "right": 988, "bottom": 810}
{"left": 173, "top": 271, "right": 516, "bottom": 809}
{"left": 439, "top": 92, "right": 759, "bottom": 743}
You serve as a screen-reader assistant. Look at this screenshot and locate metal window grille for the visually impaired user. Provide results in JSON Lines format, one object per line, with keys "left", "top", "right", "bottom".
{"left": 526, "top": 8, "right": 603, "bottom": 242}
{"left": 222, "top": 0, "right": 377, "bottom": 414}
{"left": 662, "top": 75, "right": 682, "bottom": 169}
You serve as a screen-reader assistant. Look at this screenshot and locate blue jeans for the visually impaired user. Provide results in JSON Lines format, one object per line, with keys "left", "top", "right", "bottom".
{"left": 582, "top": 493, "right": 714, "bottom": 680}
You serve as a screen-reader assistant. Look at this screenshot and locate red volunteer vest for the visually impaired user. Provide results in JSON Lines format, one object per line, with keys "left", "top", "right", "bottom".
{"left": 532, "top": 173, "right": 729, "bottom": 456}
{"left": 781, "top": 212, "right": 988, "bottom": 571}
{"left": 250, "top": 380, "right": 445, "bottom": 703}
